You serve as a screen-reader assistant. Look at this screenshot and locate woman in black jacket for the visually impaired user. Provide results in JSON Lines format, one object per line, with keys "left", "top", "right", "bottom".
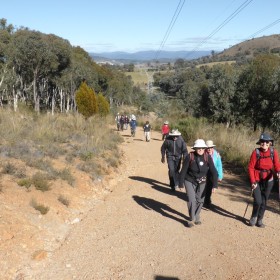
{"left": 179, "top": 139, "right": 218, "bottom": 227}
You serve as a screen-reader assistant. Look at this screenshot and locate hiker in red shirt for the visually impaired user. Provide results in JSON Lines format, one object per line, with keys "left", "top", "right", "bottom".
{"left": 161, "top": 121, "right": 170, "bottom": 141}
{"left": 248, "top": 132, "right": 280, "bottom": 228}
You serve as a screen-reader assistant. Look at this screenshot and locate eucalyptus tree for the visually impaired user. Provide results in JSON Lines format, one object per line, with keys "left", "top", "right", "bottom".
{"left": 270, "top": 67, "right": 280, "bottom": 135}
{"left": 9, "top": 29, "right": 62, "bottom": 112}
{"left": 207, "top": 64, "right": 237, "bottom": 127}
{"left": 43, "top": 34, "right": 72, "bottom": 114}
{"left": 241, "top": 54, "right": 280, "bottom": 131}
{"left": 0, "top": 18, "right": 14, "bottom": 105}
{"left": 107, "top": 71, "right": 133, "bottom": 106}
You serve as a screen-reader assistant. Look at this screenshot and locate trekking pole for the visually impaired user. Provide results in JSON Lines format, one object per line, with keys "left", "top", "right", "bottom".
{"left": 243, "top": 189, "right": 254, "bottom": 219}
{"left": 278, "top": 178, "right": 280, "bottom": 212}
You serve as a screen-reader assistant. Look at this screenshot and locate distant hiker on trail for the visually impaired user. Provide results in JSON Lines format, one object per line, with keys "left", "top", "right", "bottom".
{"left": 143, "top": 121, "right": 152, "bottom": 142}
{"left": 248, "top": 132, "right": 280, "bottom": 228}
{"left": 119, "top": 114, "right": 125, "bottom": 131}
{"left": 204, "top": 140, "right": 223, "bottom": 208}
{"left": 179, "top": 139, "right": 218, "bottom": 228}
{"left": 124, "top": 115, "right": 129, "bottom": 130}
{"left": 161, "top": 129, "right": 188, "bottom": 192}
{"left": 115, "top": 113, "right": 121, "bottom": 131}
{"left": 161, "top": 121, "right": 170, "bottom": 141}
{"left": 130, "top": 115, "right": 137, "bottom": 137}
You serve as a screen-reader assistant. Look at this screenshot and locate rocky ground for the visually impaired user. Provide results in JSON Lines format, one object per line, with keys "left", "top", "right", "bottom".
{"left": 1, "top": 129, "right": 280, "bottom": 280}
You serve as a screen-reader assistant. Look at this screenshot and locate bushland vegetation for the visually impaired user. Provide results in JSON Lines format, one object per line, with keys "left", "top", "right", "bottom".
{"left": 0, "top": 107, "right": 123, "bottom": 194}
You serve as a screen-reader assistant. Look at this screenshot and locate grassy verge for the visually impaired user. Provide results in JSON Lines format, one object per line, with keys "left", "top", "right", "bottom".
{"left": 0, "top": 108, "right": 123, "bottom": 188}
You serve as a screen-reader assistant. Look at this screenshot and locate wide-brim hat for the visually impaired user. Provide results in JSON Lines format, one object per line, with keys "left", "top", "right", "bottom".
{"left": 169, "top": 129, "right": 181, "bottom": 137}
{"left": 191, "top": 139, "right": 208, "bottom": 149}
{"left": 164, "top": 121, "right": 169, "bottom": 125}
{"left": 256, "top": 132, "right": 274, "bottom": 145}
{"left": 206, "top": 140, "right": 216, "bottom": 148}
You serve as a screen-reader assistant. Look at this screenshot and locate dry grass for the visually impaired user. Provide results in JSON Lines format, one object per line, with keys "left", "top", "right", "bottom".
{"left": 0, "top": 108, "right": 123, "bottom": 193}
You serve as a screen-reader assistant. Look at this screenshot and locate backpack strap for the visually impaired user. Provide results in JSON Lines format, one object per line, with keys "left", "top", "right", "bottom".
{"left": 189, "top": 151, "right": 208, "bottom": 164}
{"left": 255, "top": 147, "right": 274, "bottom": 161}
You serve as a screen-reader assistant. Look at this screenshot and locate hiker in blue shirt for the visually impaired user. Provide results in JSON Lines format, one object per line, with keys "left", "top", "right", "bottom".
{"left": 204, "top": 140, "right": 223, "bottom": 208}
{"left": 130, "top": 115, "right": 137, "bottom": 137}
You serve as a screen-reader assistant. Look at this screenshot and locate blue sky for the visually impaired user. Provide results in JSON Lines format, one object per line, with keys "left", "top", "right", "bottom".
{"left": 1, "top": 0, "right": 280, "bottom": 53}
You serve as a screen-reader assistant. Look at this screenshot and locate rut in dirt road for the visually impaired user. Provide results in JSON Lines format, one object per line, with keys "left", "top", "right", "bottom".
{"left": 26, "top": 129, "right": 280, "bottom": 280}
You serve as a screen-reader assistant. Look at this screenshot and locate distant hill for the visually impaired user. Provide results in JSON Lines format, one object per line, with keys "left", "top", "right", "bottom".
{"left": 218, "top": 34, "right": 280, "bottom": 58}
{"left": 90, "top": 50, "right": 212, "bottom": 63}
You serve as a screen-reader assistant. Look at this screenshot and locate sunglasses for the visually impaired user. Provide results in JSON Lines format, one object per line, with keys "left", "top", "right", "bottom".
{"left": 260, "top": 140, "right": 270, "bottom": 144}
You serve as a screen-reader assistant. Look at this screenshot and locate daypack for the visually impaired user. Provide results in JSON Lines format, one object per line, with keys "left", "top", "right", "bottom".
{"left": 255, "top": 147, "right": 274, "bottom": 162}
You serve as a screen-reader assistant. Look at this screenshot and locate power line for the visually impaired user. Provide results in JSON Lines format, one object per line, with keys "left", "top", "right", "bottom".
{"left": 185, "top": 0, "right": 254, "bottom": 59}
{"left": 248, "top": 18, "right": 280, "bottom": 39}
{"left": 154, "top": 0, "right": 185, "bottom": 60}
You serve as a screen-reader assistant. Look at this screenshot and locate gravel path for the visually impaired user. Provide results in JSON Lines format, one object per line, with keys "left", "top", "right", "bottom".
{"left": 26, "top": 129, "right": 280, "bottom": 280}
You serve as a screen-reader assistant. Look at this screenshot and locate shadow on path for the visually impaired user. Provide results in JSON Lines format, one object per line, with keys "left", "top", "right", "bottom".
{"left": 129, "top": 176, "right": 187, "bottom": 200}
{"left": 154, "top": 276, "right": 180, "bottom": 280}
{"left": 133, "top": 195, "right": 189, "bottom": 226}
{"left": 205, "top": 203, "right": 248, "bottom": 225}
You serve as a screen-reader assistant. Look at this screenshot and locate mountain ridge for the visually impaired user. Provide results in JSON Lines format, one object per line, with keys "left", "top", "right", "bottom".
{"left": 90, "top": 50, "right": 212, "bottom": 63}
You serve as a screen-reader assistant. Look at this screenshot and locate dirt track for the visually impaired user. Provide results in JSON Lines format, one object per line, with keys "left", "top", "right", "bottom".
{"left": 11, "top": 129, "right": 280, "bottom": 279}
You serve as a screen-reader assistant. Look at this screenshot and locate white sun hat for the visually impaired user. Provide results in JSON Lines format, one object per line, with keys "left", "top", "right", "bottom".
{"left": 191, "top": 139, "right": 208, "bottom": 149}
{"left": 169, "top": 129, "right": 181, "bottom": 136}
{"left": 206, "top": 140, "right": 216, "bottom": 148}
{"left": 164, "top": 121, "right": 169, "bottom": 125}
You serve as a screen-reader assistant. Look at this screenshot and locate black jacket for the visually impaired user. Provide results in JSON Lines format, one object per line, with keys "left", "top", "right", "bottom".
{"left": 161, "top": 135, "right": 188, "bottom": 160}
{"left": 179, "top": 152, "right": 218, "bottom": 187}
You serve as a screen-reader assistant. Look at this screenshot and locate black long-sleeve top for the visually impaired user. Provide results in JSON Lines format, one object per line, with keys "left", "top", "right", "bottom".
{"left": 179, "top": 152, "right": 218, "bottom": 187}
{"left": 161, "top": 135, "right": 188, "bottom": 160}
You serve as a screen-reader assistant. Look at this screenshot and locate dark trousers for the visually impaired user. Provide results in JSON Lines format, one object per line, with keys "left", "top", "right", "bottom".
{"left": 204, "top": 176, "right": 213, "bottom": 204}
{"left": 252, "top": 180, "right": 274, "bottom": 220}
{"left": 167, "top": 157, "right": 181, "bottom": 188}
{"left": 184, "top": 180, "right": 206, "bottom": 221}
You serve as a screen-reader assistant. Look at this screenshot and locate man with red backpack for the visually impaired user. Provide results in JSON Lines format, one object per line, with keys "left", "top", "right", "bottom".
{"left": 248, "top": 132, "right": 280, "bottom": 228}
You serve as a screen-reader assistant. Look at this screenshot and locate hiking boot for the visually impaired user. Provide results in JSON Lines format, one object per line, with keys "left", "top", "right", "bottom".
{"left": 249, "top": 216, "right": 257, "bottom": 226}
{"left": 203, "top": 202, "right": 211, "bottom": 209}
{"left": 194, "top": 220, "right": 202, "bottom": 225}
{"left": 256, "top": 220, "right": 265, "bottom": 228}
{"left": 187, "top": 221, "right": 194, "bottom": 228}
{"left": 170, "top": 187, "right": 175, "bottom": 192}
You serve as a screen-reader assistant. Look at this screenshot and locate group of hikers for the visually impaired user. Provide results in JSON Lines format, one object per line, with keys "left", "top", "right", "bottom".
{"left": 161, "top": 126, "right": 280, "bottom": 229}
{"left": 115, "top": 113, "right": 137, "bottom": 137}
{"left": 115, "top": 113, "right": 153, "bottom": 141}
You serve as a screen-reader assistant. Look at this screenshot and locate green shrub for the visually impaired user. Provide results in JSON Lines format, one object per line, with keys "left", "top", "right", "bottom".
{"left": 18, "top": 178, "right": 32, "bottom": 189}
{"left": 97, "top": 93, "right": 110, "bottom": 116}
{"left": 75, "top": 82, "right": 98, "bottom": 119}
{"left": 57, "top": 168, "right": 75, "bottom": 186}
{"left": 58, "top": 195, "right": 70, "bottom": 207}
{"left": 32, "top": 172, "right": 51, "bottom": 192}
{"left": 2, "top": 162, "right": 17, "bottom": 175}
{"left": 30, "top": 199, "right": 49, "bottom": 215}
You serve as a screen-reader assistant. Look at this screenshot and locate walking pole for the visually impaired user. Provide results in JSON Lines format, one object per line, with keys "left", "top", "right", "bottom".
{"left": 243, "top": 189, "right": 253, "bottom": 219}
{"left": 278, "top": 178, "right": 280, "bottom": 212}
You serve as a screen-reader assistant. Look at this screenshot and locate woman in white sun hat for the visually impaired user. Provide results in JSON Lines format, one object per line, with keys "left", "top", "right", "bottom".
{"left": 179, "top": 139, "right": 218, "bottom": 228}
